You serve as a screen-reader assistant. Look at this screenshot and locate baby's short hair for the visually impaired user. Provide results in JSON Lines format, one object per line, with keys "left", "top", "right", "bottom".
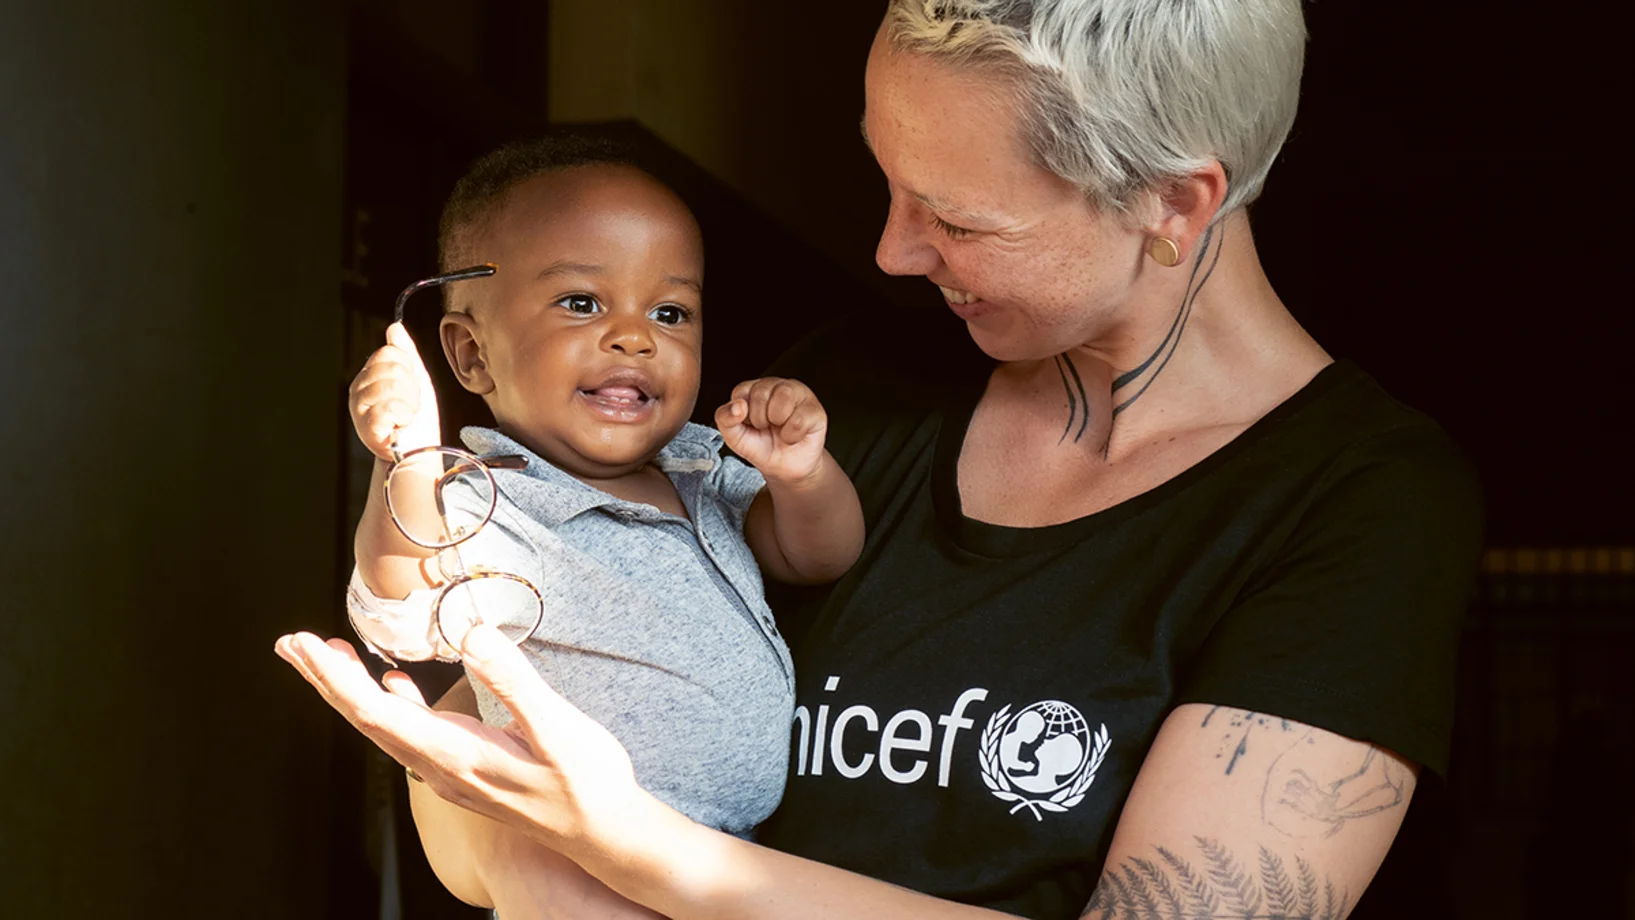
{"left": 436, "top": 132, "right": 642, "bottom": 290}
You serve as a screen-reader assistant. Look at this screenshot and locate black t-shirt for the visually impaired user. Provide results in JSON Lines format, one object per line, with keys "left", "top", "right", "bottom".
{"left": 757, "top": 308, "right": 1483, "bottom": 920}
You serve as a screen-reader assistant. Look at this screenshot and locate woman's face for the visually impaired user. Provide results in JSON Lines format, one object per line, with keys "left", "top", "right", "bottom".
{"left": 862, "top": 31, "right": 1146, "bottom": 362}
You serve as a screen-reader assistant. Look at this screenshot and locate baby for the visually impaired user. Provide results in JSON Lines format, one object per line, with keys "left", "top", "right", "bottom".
{"left": 344, "top": 135, "right": 863, "bottom": 909}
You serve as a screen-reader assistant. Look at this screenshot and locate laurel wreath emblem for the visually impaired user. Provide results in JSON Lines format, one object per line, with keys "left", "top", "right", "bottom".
{"left": 979, "top": 703, "right": 1111, "bottom": 821}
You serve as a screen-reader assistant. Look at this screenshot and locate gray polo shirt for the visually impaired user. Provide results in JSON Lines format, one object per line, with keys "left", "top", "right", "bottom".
{"left": 448, "top": 423, "right": 794, "bottom": 836}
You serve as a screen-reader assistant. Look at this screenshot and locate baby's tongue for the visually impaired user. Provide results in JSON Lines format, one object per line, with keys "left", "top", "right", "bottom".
{"left": 587, "top": 385, "right": 645, "bottom": 403}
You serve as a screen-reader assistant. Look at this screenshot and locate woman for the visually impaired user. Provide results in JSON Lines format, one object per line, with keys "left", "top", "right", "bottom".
{"left": 279, "top": 2, "right": 1481, "bottom": 917}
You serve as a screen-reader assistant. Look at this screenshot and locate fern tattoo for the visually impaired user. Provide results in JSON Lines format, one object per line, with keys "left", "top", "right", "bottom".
{"left": 1083, "top": 838, "right": 1352, "bottom": 919}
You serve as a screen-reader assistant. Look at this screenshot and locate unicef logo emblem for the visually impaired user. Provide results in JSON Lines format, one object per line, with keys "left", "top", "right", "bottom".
{"left": 979, "top": 701, "right": 1111, "bottom": 820}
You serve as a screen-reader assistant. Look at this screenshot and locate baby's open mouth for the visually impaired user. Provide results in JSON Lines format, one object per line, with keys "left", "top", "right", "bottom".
{"left": 578, "top": 384, "right": 652, "bottom": 407}
{"left": 577, "top": 368, "right": 659, "bottom": 420}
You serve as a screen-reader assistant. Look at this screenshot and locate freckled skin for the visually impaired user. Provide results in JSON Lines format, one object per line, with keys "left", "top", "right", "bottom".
{"left": 863, "top": 30, "right": 1148, "bottom": 363}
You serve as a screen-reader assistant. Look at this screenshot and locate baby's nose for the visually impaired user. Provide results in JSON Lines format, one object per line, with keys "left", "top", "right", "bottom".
{"left": 602, "top": 320, "right": 655, "bottom": 356}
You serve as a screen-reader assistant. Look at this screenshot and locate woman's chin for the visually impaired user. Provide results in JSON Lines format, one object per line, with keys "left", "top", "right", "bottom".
{"left": 961, "top": 317, "right": 1047, "bottom": 364}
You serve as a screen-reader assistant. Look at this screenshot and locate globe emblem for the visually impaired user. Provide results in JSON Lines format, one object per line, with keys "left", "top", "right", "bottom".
{"left": 996, "top": 700, "right": 1091, "bottom": 795}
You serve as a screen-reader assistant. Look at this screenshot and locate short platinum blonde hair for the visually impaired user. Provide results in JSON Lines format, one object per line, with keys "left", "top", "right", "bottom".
{"left": 883, "top": 0, "right": 1306, "bottom": 222}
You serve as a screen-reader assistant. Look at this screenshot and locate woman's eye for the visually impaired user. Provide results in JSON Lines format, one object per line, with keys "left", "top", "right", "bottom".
{"left": 649, "top": 304, "right": 690, "bottom": 326}
{"left": 931, "top": 215, "right": 973, "bottom": 239}
{"left": 556, "top": 294, "right": 601, "bottom": 314}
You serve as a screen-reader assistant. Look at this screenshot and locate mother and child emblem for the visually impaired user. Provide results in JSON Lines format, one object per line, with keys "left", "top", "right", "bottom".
{"left": 981, "top": 700, "right": 1112, "bottom": 820}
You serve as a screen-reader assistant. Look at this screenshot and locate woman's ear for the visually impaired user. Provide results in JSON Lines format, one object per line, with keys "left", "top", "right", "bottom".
{"left": 1146, "top": 160, "right": 1230, "bottom": 266}
{"left": 440, "top": 312, "right": 494, "bottom": 395}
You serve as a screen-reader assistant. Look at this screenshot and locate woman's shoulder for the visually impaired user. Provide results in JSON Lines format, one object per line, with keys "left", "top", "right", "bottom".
{"left": 1245, "top": 361, "right": 1474, "bottom": 476}
{"left": 1231, "top": 360, "right": 1484, "bottom": 549}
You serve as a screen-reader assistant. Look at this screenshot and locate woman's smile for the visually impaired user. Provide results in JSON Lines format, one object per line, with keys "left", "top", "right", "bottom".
{"left": 937, "top": 283, "right": 995, "bottom": 321}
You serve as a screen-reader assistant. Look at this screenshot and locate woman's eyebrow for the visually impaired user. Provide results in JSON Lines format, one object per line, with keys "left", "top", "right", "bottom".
{"left": 914, "top": 192, "right": 997, "bottom": 225}
{"left": 861, "top": 114, "right": 999, "bottom": 226}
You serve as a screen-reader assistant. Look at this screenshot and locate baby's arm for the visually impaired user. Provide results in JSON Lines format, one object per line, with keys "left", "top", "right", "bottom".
{"left": 716, "top": 377, "right": 864, "bottom": 585}
{"left": 349, "top": 323, "right": 447, "bottom": 600}
{"left": 345, "top": 323, "right": 479, "bottom": 662}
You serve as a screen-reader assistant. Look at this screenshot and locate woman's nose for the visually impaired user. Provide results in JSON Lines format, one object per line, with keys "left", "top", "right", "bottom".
{"left": 875, "top": 193, "right": 942, "bottom": 278}
{"left": 601, "top": 316, "right": 655, "bottom": 356}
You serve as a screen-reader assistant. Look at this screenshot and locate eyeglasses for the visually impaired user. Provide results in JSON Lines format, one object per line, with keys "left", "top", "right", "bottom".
{"left": 374, "top": 264, "right": 546, "bottom": 660}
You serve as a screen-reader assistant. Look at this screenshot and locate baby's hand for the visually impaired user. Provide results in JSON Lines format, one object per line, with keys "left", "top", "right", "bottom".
{"left": 716, "top": 377, "right": 828, "bottom": 485}
{"left": 349, "top": 322, "right": 441, "bottom": 461}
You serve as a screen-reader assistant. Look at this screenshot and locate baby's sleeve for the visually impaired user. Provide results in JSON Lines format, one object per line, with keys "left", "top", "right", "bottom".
{"left": 346, "top": 568, "right": 460, "bottom": 664}
{"left": 709, "top": 453, "right": 767, "bottom": 530}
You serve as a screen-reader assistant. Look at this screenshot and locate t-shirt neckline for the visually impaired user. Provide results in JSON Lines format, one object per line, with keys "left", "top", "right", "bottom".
{"left": 931, "top": 359, "right": 1360, "bottom": 557}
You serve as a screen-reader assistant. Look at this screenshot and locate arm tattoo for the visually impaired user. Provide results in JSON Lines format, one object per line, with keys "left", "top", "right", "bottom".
{"left": 1083, "top": 837, "right": 1352, "bottom": 920}
{"left": 1108, "top": 222, "right": 1225, "bottom": 417}
{"left": 1262, "top": 734, "right": 1407, "bottom": 839}
{"left": 1202, "top": 706, "right": 1294, "bottom": 776}
{"left": 1202, "top": 707, "right": 1409, "bottom": 837}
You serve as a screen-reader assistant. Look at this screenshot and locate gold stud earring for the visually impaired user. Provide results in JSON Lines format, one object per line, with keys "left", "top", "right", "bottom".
{"left": 1148, "top": 237, "right": 1181, "bottom": 267}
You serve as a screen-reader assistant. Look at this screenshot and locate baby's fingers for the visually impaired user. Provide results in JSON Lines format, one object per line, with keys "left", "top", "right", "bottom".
{"left": 353, "top": 351, "right": 414, "bottom": 388}
{"left": 764, "top": 380, "right": 815, "bottom": 428}
{"left": 743, "top": 380, "right": 785, "bottom": 430}
{"left": 776, "top": 402, "right": 826, "bottom": 445}
{"left": 714, "top": 397, "right": 749, "bottom": 433}
{"left": 353, "top": 374, "right": 420, "bottom": 415}
{"left": 728, "top": 378, "right": 762, "bottom": 404}
{"left": 384, "top": 322, "right": 431, "bottom": 376}
{"left": 357, "top": 399, "right": 416, "bottom": 456}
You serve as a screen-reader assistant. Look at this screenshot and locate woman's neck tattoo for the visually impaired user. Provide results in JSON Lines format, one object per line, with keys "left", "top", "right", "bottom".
{"left": 1052, "top": 223, "right": 1225, "bottom": 451}
{"left": 1054, "top": 353, "right": 1092, "bottom": 444}
{"left": 1109, "top": 222, "right": 1224, "bottom": 416}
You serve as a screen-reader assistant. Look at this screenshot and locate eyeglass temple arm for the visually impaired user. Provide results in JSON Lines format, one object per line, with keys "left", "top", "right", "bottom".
{"left": 392, "top": 263, "right": 497, "bottom": 324}
{"left": 428, "top": 453, "right": 529, "bottom": 499}
{"left": 386, "top": 263, "right": 498, "bottom": 458}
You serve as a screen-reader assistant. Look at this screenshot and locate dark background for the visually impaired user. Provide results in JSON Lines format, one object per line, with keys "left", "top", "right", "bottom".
{"left": 1, "top": 1, "right": 1629, "bottom": 917}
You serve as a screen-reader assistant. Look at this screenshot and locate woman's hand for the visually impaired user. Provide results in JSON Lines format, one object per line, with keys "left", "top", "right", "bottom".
{"left": 274, "top": 624, "right": 643, "bottom": 851}
{"left": 715, "top": 377, "right": 829, "bottom": 486}
{"left": 277, "top": 625, "right": 1010, "bottom": 919}
{"left": 349, "top": 322, "right": 441, "bottom": 460}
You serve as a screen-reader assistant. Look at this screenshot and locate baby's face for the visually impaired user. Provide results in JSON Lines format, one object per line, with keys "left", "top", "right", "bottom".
{"left": 457, "top": 165, "right": 705, "bottom": 479}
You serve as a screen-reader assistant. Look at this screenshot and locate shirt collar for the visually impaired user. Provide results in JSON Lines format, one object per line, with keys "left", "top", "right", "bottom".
{"left": 457, "top": 424, "right": 722, "bottom": 526}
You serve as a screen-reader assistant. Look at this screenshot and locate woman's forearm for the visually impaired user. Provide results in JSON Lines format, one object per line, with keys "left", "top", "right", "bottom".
{"left": 281, "top": 631, "right": 1014, "bottom": 920}
{"left": 562, "top": 793, "right": 1016, "bottom": 920}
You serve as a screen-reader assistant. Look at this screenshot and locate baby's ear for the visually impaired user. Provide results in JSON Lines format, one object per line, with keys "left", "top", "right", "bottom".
{"left": 440, "top": 313, "right": 494, "bottom": 395}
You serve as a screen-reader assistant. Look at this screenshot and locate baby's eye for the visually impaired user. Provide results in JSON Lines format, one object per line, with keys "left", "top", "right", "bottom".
{"left": 649, "top": 304, "right": 691, "bottom": 326}
{"left": 556, "top": 294, "right": 601, "bottom": 315}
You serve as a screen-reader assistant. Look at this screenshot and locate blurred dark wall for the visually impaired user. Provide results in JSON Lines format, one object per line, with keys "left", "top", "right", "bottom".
{"left": 0, "top": 1, "right": 1627, "bottom": 918}
{"left": 0, "top": 1, "right": 346, "bottom": 915}
{"left": 548, "top": 0, "right": 922, "bottom": 308}
{"left": 1251, "top": 1, "right": 1633, "bottom": 546}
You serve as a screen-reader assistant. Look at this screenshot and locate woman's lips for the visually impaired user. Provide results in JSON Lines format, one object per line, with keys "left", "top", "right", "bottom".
{"left": 947, "top": 298, "right": 994, "bottom": 321}
{"left": 938, "top": 284, "right": 993, "bottom": 320}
